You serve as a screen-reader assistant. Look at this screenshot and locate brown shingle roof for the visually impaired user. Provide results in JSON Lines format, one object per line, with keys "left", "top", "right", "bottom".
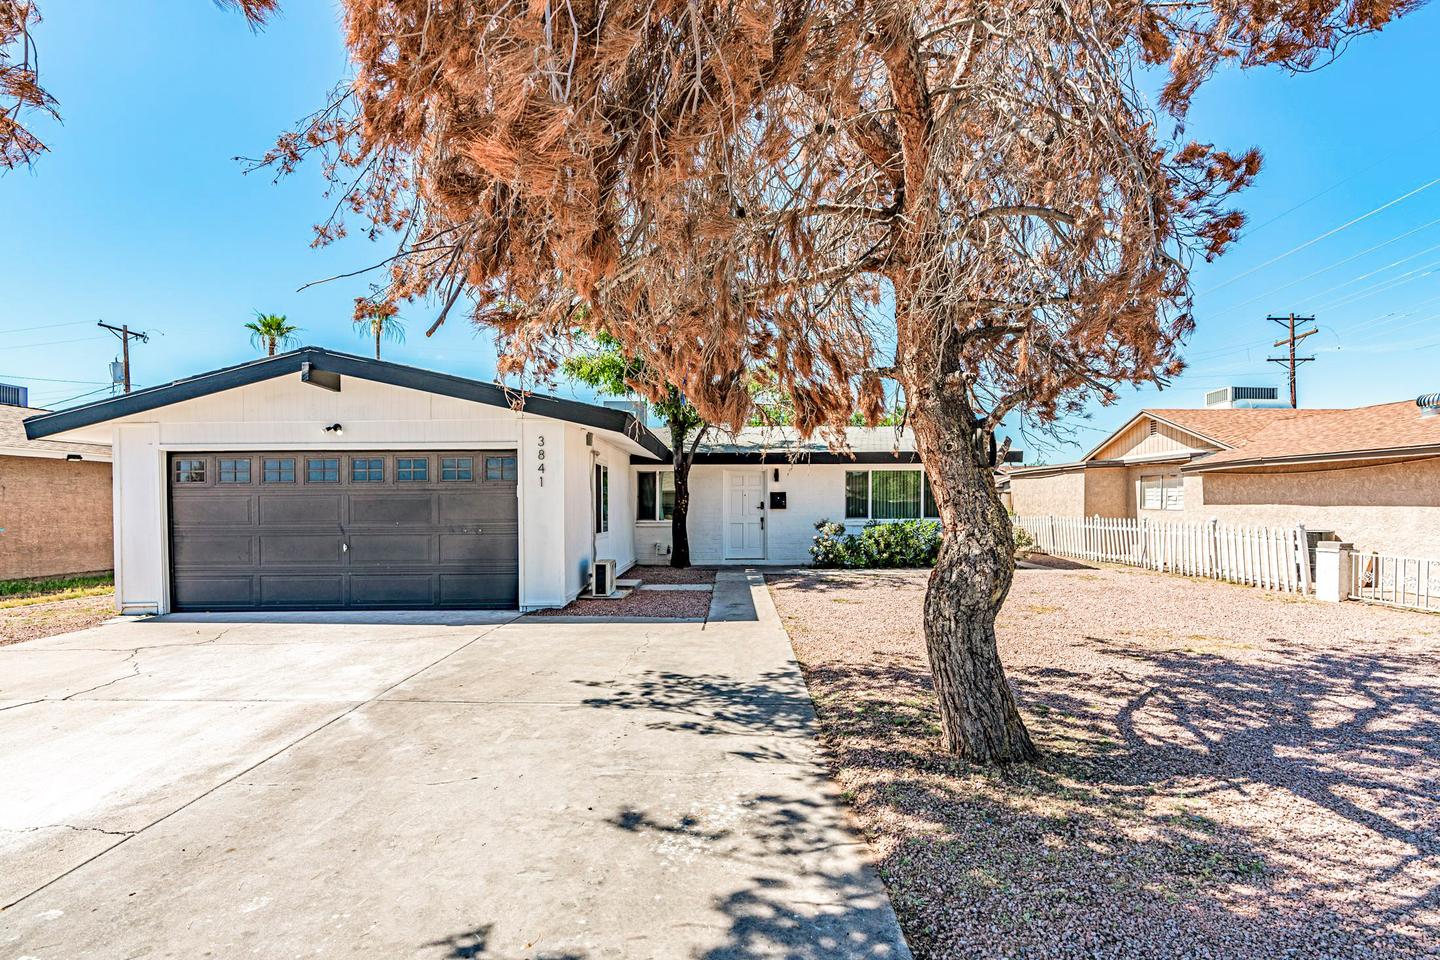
{"left": 1142, "top": 407, "right": 1329, "bottom": 449}
{"left": 1189, "top": 400, "right": 1440, "bottom": 469}
{"left": 0, "top": 405, "right": 111, "bottom": 460}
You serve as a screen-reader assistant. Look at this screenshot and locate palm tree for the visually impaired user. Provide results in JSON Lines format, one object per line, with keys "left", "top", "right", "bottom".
{"left": 354, "top": 300, "right": 404, "bottom": 359}
{"left": 244, "top": 312, "right": 300, "bottom": 356}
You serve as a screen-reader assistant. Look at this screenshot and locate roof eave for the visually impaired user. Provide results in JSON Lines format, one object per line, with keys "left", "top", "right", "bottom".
{"left": 1183, "top": 444, "right": 1440, "bottom": 473}
{"left": 23, "top": 347, "right": 671, "bottom": 461}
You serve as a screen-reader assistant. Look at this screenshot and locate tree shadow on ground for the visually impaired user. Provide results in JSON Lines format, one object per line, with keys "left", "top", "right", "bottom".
{"left": 422, "top": 923, "right": 587, "bottom": 959}
{"left": 766, "top": 568, "right": 1440, "bottom": 958}
{"left": 578, "top": 664, "right": 910, "bottom": 958}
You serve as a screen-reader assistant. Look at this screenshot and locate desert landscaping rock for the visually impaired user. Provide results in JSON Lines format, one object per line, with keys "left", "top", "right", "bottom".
{"left": 768, "top": 564, "right": 1440, "bottom": 960}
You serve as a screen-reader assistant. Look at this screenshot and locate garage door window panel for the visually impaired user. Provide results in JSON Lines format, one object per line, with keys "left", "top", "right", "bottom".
{"left": 397, "top": 457, "right": 429, "bottom": 482}
{"left": 351, "top": 457, "right": 385, "bottom": 483}
{"left": 263, "top": 458, "right": 296, "bottom": 483}
{"left": 174, "top": 458, "right": 207, "bottom": 484}
{"left": 485, "top": 455, "right": 517, "bottom": 481}
{"left": 218, "top": 458, "right": 251, "bottom": 484}
{"left": 307, "top": 458, "right": 340, "bottom": 483}
{"left": 442, "top": 457, "right": 474, "bottom": 481}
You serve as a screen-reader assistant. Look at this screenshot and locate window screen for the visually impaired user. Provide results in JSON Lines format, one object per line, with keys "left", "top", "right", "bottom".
{"left": 844, "top": 471, "right": 869, "bottom": 519}
{"left": 871, "top": 471, "right": 922, "bottom": 519}
{"left": 658, "top": 470, "right": 676, "bottom": 520}
{"left": 396, "top": 457, "right": 428, "bottom": 482}
{"left": 218, "top": 458, "right": 250, "bottom": 484}
{"left": 594, "top": 464, "right": 610, "bottom": 533}
{"left": 922, "top": 474, "right": 940, "bottom": 519}
{"left": 263, "top": 458, "right": 295, "bottom": 483}
{"left": 637, "top": 471, "right": 657, "bottom": 521}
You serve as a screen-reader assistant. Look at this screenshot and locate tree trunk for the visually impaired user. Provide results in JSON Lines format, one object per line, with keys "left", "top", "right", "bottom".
{"left": 267, "top": 338, "right": 276, "bottom": 357}
{"left": 907, "top": 385, "right": 1037, "bottom": 763}
{"left": 669, "top": 421, "right": 692, "bottom": 568}
{"left": 375, "top": 324, "right": 382, "bottom": 359}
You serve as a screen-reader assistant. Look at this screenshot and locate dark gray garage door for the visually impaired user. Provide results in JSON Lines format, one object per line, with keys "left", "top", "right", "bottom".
{"left": 168, "top": 450, "right": 518, "bottom": 610}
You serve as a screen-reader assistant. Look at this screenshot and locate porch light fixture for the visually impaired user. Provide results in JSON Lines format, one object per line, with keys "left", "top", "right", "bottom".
{"left": 323, "top": 423, "right": 343, "bottom": 434}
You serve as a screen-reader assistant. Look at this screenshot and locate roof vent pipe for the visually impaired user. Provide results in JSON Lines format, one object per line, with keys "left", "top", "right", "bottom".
{"left": 1418, "top": 393, "right": 1440, "bottom": 419}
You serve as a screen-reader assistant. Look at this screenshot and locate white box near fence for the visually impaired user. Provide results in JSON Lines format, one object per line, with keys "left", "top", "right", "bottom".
{"left": 1014, "top": 515, "right": 1313, "bottom": 594}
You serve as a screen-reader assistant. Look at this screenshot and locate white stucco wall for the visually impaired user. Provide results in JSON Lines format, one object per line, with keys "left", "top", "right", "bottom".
{"left": 75, "top": 373, "right": 654, "bottom": 613}
{"left": 633, "top": 461, "right": 929, "bottom": 566}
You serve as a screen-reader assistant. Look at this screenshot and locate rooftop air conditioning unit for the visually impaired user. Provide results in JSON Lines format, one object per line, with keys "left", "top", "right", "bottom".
{"left": 1204, "top": 385, "right": 1286, "bottom": 409}
{"left": 0, "top": 382, "right": 29, "bottom": 407}
{"left": 588, "top": 559, "right": 617, "bottom": 598}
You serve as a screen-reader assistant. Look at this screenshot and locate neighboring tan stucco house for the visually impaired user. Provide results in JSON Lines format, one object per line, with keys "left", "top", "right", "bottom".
{"left": 1008, "top": 401, "right": 1440, "bottom": 557}
{"left": 0, "top": 403, "right": 113, "bottom": 581}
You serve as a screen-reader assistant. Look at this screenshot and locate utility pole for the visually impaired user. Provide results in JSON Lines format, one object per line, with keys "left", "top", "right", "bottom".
{"left": 1267, "top": 313, "right": 1317, "bottom": 409}
{"left": 97, "top": 321, "right": 149, "bottom": 395}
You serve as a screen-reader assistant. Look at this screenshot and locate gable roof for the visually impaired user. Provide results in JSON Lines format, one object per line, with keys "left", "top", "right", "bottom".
{"left": 1084, "top": 406, "right": 1322, "bottom": 461}
{"left": 1185, "top": 399, "right": 1440, "bottom": 471}
{"left": 22, "top": 347, "right": 670, "bottom": 461}
{"left": 1, "top": 405, "right": 111, "bottom": 461}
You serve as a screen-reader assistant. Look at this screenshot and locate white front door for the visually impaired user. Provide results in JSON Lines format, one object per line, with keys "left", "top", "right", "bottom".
{"left": 723, "top": 470, "right": 766, "bottom": 560}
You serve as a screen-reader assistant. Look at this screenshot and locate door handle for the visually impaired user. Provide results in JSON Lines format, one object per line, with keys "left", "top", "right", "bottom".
{"left": 342, "top": 542, "right": 349, "bottom": 553}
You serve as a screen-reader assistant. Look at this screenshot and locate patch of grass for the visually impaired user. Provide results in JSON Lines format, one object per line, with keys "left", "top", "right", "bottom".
{"left": 0, "top": 573, "right": 114, "bottom": 609}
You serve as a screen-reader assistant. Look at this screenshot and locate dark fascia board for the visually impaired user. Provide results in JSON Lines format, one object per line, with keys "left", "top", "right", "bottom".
{"left": 1182, "top": 444, "right": 1440, "bottom": 473}
{"left": 24, "top": 346, "right": 672, "bottom": 461}
{"left": 1006, "top": 459, "right": 1124, "bottom": 479}
{"left": 631, "top": 450, "right": 922, "bottom": 466}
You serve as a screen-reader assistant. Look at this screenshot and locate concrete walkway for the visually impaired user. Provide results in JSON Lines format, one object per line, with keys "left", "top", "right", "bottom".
{"left": 0, "top": 572, "right": 909, "bottom": 959}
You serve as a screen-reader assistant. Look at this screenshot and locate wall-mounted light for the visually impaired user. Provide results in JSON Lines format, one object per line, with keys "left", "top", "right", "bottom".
{"left": 773, "top": 468, "right": 780, "bottom": 482}
{"left": 323, "top": 423, "right": 343, "bottom": 434}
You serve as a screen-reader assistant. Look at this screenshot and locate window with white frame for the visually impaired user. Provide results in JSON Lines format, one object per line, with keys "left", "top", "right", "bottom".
{"left": 844, "top": 470, "right": 940, "bottom": 520}
{"left": 1139, "top": 473, "right": 1184, "bottom": 511}
{"left": 635, "top": 469, "right": 676, "bottom": 522}
{"left": 594, "top": 463, "right": 610, "bottom": 533}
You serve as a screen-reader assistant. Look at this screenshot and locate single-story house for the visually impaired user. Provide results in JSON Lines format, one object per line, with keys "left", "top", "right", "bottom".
{"left": 22, "top": 348, "right": 928, "bottom": 614}
{"left": 1007, "top": 399, "right": 1440, "bottom": 557}
{"left": 1, "top": 401, "right": 113, "bottom": 581}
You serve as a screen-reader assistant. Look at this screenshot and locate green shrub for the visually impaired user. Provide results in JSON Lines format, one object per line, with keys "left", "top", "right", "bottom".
{"left": 810, "top": 519, "right": 942, "bottom": 569}
{"left": 1012, "top": 521, "right": 1035, "bottom": 557}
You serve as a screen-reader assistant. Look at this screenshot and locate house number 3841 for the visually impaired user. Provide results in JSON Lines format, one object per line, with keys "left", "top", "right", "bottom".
{"left": 536, "top": 434, "right": 546, "bottom": 486}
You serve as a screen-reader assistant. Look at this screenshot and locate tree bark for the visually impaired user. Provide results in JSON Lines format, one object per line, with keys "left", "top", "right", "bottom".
{"left": 375, "top": 324, "right": 382, "bottom": 359}
{"left": 669, "top": 420, "right": 692, "bottom": 568}
{"left": 906, "top": 382, "right": 1038, "bottom": 763}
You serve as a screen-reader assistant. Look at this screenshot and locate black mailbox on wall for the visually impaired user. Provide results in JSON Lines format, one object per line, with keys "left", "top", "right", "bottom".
{"left": 769, "top": 491, "right": 787, "bottom": 510}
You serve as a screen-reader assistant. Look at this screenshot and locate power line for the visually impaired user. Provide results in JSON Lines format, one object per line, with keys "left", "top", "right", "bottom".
{"left": 3, "top": 335, "right": 109, "bottom": 350}
{"left": 1202, "top": 216, "right": 1440, "bottom": 323}
{"left": 0, "top": 320, "right": 95, "bottom": 337}
{"left": 1201, "top": 175, "right": 1440, "bottom": 296}
{"left": 0, "top": 373, "right": 108, "bottom": 384}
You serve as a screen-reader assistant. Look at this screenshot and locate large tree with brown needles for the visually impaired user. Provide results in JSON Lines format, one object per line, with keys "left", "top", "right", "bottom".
{"left": 251, "top": 0, "right": 1411, "bottom": 763}
{"left": 14, "top": 0, "right": 1418, "bottom": 761}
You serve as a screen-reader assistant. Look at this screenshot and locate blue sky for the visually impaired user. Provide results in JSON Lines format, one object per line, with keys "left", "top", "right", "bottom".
{"left": 4, "top": 2, "right": 1440, "bottom": 459}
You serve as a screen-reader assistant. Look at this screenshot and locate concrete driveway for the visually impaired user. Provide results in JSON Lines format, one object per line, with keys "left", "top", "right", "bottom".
{"left": 0, "top": 574, "right": 908, "bottom": 959}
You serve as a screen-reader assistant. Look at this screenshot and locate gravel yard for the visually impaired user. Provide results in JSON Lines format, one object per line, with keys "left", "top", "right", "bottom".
{"left": 767, "top": 563, "right": 1440, "bottom": 960}
{"left": 0, "top": 593, "right": 115, "bottom": 646}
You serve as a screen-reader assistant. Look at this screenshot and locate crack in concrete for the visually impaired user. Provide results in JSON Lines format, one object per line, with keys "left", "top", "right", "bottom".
{"left": 1, "top": 616, "right": 519, "bottom": 913}
{"left": 5, "top": 823, "right": 137, "bottom": 838}
{"left": 60, "top": 649, "right": 142, "bottom": 701}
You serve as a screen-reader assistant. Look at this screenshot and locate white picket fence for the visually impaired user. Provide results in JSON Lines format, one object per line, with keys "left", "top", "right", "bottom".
{"left": 1015, "top": 515, "right": 1313, "bottom": 594}
{"left": 1349, "top": 552, "right": 1440, "bottom": 612}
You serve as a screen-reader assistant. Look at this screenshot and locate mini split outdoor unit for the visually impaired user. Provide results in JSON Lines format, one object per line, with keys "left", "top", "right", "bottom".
{"left": 588, "top": 559, "right": 617, "bottom": 597}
